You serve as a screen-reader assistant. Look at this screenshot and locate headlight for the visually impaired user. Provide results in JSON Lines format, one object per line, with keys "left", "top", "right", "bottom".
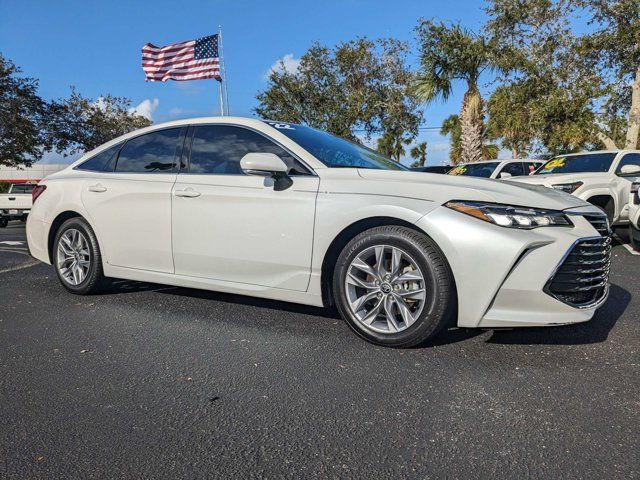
{"left": 445, "top": 201, "right": 573, "bottom": 229}
{"left": 551, "top": 182, "right": 583, "bottom": 194}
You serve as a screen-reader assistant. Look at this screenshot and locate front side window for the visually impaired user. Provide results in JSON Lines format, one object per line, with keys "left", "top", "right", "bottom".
{"left": 535, "top": 153, "right": 616, "bottom": 175}
{"left": 449, "top": 162, "right": 500, "bottom": 178}
{"left": 116, "top": 128, "right": 183, "bottom": 173}
{"left": 263, "top": 122, "right": 407, "bottom": 170}
{"left": 616, "top": 153, "right": 640, "bottom": 174}
{"left": 499, "top": 162, "right": 525, "bottom": 177}
{"left": 187, "top": 125, "right": 310, "bottom": 175}
{"left": 76, "top": 143, "right": 122, "bottom": 172}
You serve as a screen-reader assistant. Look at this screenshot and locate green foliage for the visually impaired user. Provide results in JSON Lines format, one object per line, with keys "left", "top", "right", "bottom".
{"left": 376, "top": 128, "right": 412, "bottom": 163}
{"left": 409, "top": 142, "right": 427, "bottom": 167}
{"left": 440, "top": 114, "right": 499, "bottom": 163}
{"left": 0, "top": 54, "right": 50, "bottom": 168}
{"left": 255, "top": 38, "right": 422, "bottom": 143}
{"left": 0, "top": 181, "right": 11, "bottom": 193}
{"left": 47, "top": 88, "right": 152, "bottom": 154}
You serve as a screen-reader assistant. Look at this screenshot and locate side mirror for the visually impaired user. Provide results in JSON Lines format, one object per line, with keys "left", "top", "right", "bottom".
{"left": 240, "top": 152, "right": 292, "bottom": 191}
{"left": 619, "top": 164, "right": 640, "bottom": 176}
{"left": 499, "top": 171, "right": 512, "bottom": 179}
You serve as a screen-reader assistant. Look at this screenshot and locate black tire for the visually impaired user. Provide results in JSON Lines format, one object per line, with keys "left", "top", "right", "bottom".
{"left": 0, "top": 218, "right": 7, "bottom": 228}
{"left": 53, "top": 217, "right": 108, "bottom": 294}
{"left": 630, "top": 224, "right": 640, "bottom": 252}
{"left": 333, "top": 225, "right": 456, "bottom": 348}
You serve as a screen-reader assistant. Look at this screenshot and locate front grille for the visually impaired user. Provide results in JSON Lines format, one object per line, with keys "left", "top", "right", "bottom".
{"left": 583, "top": 213, "right": 610, "bottom": 237}
{"left": 545, "top": 237, "right": 611, "bottom": 307}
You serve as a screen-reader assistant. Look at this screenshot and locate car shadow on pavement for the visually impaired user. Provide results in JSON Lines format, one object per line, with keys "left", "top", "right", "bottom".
{"left": 103, "top": 279, "right": 340, "bottom": 319}
{"left": 483, "top": 283, "right": 631, "bottom": 346}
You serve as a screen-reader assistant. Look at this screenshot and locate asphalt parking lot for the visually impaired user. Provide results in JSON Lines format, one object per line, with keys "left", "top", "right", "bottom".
{"left": 1, "top": 222, "right": 638, "bottom": 479}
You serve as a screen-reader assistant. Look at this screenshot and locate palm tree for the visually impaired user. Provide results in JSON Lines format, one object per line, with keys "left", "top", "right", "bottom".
{"left": 441, "top": 114, "right": 499, "bottom": 164}
{"left": 415, "top": 21, "right": 498, "bottom": 163}
{"left": 410, "top": 142, "right": 427, "bottom": 167}
{"left": 377, "top": 128, "right": 412, "bottom": 163}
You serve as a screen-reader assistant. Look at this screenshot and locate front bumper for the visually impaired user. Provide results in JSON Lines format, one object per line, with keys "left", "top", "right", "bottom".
{"left": 416, "top": 204, "right": 609, "bottom": 328}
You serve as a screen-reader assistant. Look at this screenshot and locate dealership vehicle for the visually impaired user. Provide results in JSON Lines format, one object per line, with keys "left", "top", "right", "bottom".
{"left": 0, "top": 183, "right": 34, "bottom": 227}
{"left": 448, "top": 159, "right": 544, "bottom": 179}
{"left": 510, "top": 151, "right": 640, "bottom": 225}
{"left": 27, "top": 118, "right": 611, "bottom": 347}
{"left": 629, "top": 179, "right": 640, "bottom": 251}
{"left": 411, "top": 165, "right": 453, "bottom": 174}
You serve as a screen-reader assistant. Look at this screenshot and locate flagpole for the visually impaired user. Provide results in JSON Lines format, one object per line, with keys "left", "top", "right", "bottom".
{"left": 218, "top": 25, "right": 229, "bottom": 115}
{"left": 217, "top": 27, "right": 225, "bottom": 116}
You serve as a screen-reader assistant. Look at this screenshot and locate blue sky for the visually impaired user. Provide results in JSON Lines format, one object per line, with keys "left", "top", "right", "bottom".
{"left": 0, "top": 0, "right": 500, "bottom": 165}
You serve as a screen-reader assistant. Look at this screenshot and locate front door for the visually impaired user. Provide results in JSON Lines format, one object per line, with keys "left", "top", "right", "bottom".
{"left": 81, "top": 127, "right": 185, "bottom": 273}
{"left": 171, "top": 124, "right": 319, "bottom": 291}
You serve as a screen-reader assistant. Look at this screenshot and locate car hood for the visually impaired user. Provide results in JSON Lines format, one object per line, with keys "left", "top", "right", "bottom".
{"left": 509, "top": 172, "right": 607, "bottom": 186}
{"left": 321, "top": 169, "right": 590, "bottom": 210}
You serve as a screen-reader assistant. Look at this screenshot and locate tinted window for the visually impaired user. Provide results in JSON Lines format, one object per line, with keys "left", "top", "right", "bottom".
{"left": 116, "top": 128, "right": 183, "bottom": 173}
{"left": 77, "top": 143, "right": 122, "bottom": 172}
{"left": 616, "top": 153, "right": 640, "bottom": 174}
{"left": 263, "top": 122, "right": 407, "bottom": 170}
{"left": 524, "top": 162, "right": 541, "bottom": 175}
{"left": 10, "top": 184, "right": 34, "bottom": 194}
{"left": 535, "top": 153, "right": 616, "bottom": 174}
{"left": 499, "top": 162, "right": 525, "bottom": 177}
{"left": 449, "top": 162, "right": 500, "bottom": 178}
{"left": 188, "top": 125, "right": 310, "bottom": 175}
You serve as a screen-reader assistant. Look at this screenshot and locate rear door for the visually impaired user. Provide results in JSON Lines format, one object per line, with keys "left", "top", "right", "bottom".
{"left": 81, "top": 127, "right": 186, "bottom": 273}
{"left": 171, "top": 124, "right": 319, "bottom": 291}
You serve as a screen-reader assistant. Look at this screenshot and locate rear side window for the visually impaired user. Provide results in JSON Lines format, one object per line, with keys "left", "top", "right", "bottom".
{"left": 116, "top": 128, "right": 183, "bottom": 173}
{"left": 523, "top": 162, "right": 541, "bottom": 174}
{"left": 499, "top": 162, "right": 525, "bottom": 177}
{"left": 187, "top": 125, "right": 310, "bottom": 175}
{"left": 76, "top": 143, "right": 122, "bottom": 172}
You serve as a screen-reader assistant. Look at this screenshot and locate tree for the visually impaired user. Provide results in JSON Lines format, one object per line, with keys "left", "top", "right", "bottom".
{"left": 47, "top": 88, "right": 152, "bottom": 154}
{"left": 376, "top": 128, "right": 412, "bottom": 163}
{"left": 485, "top": 0, "right": 640, "bottom": 153}
{"left": 440, "top": 114, "right": 499, "bottom": 164}
{"left": 414, "top": 20, "right": 501, "bottom": 163}
{"left": 409, "top": 142, "right": 427, "bottom": 167}
{"left": 0, "top": 54, "right": 49, "bottom": 167}
{"left": 255, "top": 38, "right": 422, "bottom": 143}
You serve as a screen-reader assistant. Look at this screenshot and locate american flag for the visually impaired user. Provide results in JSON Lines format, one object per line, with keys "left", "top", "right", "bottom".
{"left": 142, "top": 35, "right": 221, "bottom": 82}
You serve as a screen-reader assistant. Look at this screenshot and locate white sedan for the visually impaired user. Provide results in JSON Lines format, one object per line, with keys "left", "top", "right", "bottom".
{"left": 27, "top": 118, "right": 611, "bottom": 347}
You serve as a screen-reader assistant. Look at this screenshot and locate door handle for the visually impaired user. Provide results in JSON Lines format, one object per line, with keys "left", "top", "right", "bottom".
{"left": 174, "top": 188, "right": 201, "bottom": 198}
{"left": 88, "top": 184, "right": 107, "bottom": 193}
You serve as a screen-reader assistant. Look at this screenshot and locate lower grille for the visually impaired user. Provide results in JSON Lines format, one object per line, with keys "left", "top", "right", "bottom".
{"left": 545, "top": 236, "right": 611, "bottom": 307}
{"left": 583, "top": 213, "right": 610, "bottom": 237}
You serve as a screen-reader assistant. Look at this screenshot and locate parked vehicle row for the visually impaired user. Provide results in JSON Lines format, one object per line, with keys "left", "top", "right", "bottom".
{"left": 27, "top": 117, "right": 613, "bottom": 347}
{"left": 0, "top": 183, "right": 34, "bottom": 228}
{"left": 448, "top": 159, "right": 544, "bottom": 179}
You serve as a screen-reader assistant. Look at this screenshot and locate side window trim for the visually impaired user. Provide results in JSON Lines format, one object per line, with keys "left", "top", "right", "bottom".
{"left": 184, "top": 123, "right": 316, "bottom": 176}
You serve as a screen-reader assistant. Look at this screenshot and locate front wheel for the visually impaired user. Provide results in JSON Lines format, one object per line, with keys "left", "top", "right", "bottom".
{"left": 53, "top": 217, "right": 108, "bottom": 294}
{"left": 333, "top": 226, "right": 456, "bottom": 348}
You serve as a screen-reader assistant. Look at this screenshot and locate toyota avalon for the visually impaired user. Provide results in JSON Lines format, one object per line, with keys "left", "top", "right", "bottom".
{"left": 26, "top": 118, "right": 611, "bottom": 347}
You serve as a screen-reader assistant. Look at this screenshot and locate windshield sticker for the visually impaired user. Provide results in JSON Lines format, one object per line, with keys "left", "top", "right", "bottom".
{"left": 541, "top": 158, "right": 565, "bottom": 172}
{"left": 268, "top": 122, "right": 295, "bottom": 130}
{"left": 449, "top": 166, "right": 467, "bottom": 175}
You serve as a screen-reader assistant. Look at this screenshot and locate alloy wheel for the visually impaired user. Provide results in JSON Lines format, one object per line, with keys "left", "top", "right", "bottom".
{"left": 56, "top": 228, "right": 91, "bottom": 286}
{"left": 344, "top": 245, "right": 426, "bottom": 334}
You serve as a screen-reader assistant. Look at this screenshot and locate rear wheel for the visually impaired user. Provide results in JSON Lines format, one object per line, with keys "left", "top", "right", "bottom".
{"left": 53, "top": 217, "right": 108, "bottom": 294}
{"left": 333, "top": 226, "right": 456, "bottom": 348}
{"left": 630, "top": 224, "right": 640, "bottom": 252}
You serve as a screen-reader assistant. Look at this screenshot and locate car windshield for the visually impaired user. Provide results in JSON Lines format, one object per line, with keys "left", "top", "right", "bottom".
{"left": 448, "top": 162, "right": 500, "bottom": 178}
{"left": 535, "top": 153, "right": 616, "bottom": 174}
{"left": 263, "top": 122, "right": 407, "bottom": 170}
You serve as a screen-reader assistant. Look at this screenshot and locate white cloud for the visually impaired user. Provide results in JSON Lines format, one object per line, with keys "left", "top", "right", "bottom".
{"left": 129, "top": 98, "right": 159, "bottom": 121}
{"left": 264, "top": 53, "right": 300, "bottom": 80}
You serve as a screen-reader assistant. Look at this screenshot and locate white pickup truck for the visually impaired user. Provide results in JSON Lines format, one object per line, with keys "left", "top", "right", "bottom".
{"left": 0, "top": 183, "right": 34, "bottom": 227}
{"left": 510, "top": 150, "right": 640, "bottom": 226}
{"left": 629, "top": 179, "right": 640, "bottom": 250}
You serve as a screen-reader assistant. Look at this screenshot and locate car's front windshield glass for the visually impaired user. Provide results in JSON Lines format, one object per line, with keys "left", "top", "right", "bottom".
{"left": 448, "top": 162, "right": 500, "bottom": 178}
{"left": 263, "top": 121, "right": 408, "bottom": 170}
{"left": 535, "top": 153, "right": 616, "bottom": 174}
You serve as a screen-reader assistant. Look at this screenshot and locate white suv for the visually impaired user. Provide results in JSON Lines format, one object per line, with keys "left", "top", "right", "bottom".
{"left": 511, "top": 150, "right": 640, "bottom": 225}
{"left": 629, "top": 179, "right": 640, "bottom": 250}
{"left": 449, "top": 159, "right": 544, "bottom": 179}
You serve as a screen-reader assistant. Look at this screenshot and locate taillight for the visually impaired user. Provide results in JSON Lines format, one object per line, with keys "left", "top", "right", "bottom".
{"left": 32, "top": 184, "right": 47, "bottom": 203}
